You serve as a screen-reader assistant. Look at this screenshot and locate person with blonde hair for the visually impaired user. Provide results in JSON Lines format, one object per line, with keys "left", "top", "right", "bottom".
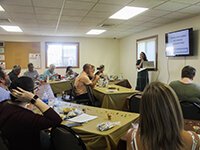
{"left": 127, "top": 82, "right": 200, "bottom": 150}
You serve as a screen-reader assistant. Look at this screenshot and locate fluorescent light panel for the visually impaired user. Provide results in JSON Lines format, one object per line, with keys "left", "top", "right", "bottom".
{"left": 0, "top": 5, "right": 5, "bottom": 11}
{"left": 86, "top": 29, "right": 106, "bottom": 35}
{"left": 0, "top": 25, "right": 23, "bottom": 32}
{"left": 109, "top": 6, "right": 148, "bottom": 20}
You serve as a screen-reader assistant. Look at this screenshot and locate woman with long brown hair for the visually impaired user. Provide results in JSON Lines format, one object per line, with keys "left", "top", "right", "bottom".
{"left": 127, "top": 82, "right": 200, "bottom": 150}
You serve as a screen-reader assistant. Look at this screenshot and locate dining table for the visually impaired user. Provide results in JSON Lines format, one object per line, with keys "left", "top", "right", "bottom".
{"left": 53, "top": 101, "right": 139, "bottom": 150}
{"left": 93, "top": 85, "right": 139, "bottom": 111}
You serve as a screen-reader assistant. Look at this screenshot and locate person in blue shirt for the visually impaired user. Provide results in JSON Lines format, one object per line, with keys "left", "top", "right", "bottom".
{"left": 0, "top": 67, "right": 11, "bottom": 102}
{"left": 43, "top": 64, "right": 59, "bottom": 81}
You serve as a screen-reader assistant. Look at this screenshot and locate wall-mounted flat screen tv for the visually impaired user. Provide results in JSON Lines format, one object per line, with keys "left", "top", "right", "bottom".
{"left": 165, "top": 28, "right": 193, "bottom": 57}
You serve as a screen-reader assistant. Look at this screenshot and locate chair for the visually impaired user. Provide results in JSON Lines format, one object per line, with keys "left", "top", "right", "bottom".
{"left": 51, "top": 125, "right": 86, "bottom": 150}
{"left": 180, "top": 100, "right": 200, "bottom": 120}
{"left": 0, "top": 131, "right": 9, "bottom": 150}
{"left": 128, "top": 93, "right": 142, "bottom": 113}
{"left": 86, "top": 85, "right": 101, "bottom": 107}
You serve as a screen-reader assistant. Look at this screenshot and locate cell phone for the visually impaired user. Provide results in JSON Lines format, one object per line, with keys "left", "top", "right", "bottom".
{"left": 66, "top": 122, "right": 82, "bottom": 127}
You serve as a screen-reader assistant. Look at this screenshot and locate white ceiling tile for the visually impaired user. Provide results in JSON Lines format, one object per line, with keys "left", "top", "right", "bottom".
{"left": 2, "top": 5, "right": 34, "bottom": 13}
{"left": 92, "top": 3, "right": 122, "bottom": 12}
{"left": 154, "top": 1, "right": 190, "bottom": 11}
{"left": 64, "top": 1, "right": 95, "bottom": 10}
{"left": 8, "top": 13, "right": 35, "bottom": 19}
{"left": 59, "top": 21, "right": 80, "bottom": 27}
{"left": 171, "top": 0, "right": 200, "bottom": 4}
{"left": 163, "top": 12, "right": 193, "bottom": 19}
{"left": 62, "top": 9, "right": 88, "bottom": 17}
{"left": 142, "top": 9, "right": 171, "bottom": 17}
{"left": 86, "top": 11, "right": 112, "bottom": 18}
{"left": 179, "top": 5, "right": 200, "bottom": 14}
{"left": 35, "top": 7, "right": 61, "bottom": 15}
{"left": 81, "top": 16, "right": 105, "bottom": 23}
{"left": 99, "top": 0, "right": 133, "bottom": 5}
{"left": 0, "top": 0, "right": 32, "bottom": 6}
{"left": 66, "top": 0, "right": 98, "bottom": 2}
{"left": 36, "top": 14, "right": 58, "bottom": 20}
{"left": 130, "top": 15, "right": 156, "bottom": 22}
{"left": 150, "top": 17, "right": 175, "bottom": 24}
{"left": 102, "top": 19, "right": 124, "bottom": 25}
{"left": 61, "top": 16, "right": 83, "bottom": 22}
{"left": 129, "top": 0, "right": 168, "bottom": 8}
{"left": 33, "top": 0, "right": 64, "bottom": 8}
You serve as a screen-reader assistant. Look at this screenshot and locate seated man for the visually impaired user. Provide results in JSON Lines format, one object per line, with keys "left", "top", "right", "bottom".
{"left": 43, "top": 64, "right": 59, "bottom": 81}
{"left": 8, "top": 65, "right": 21, "bottom": 82}
{"left": 0, "top": 68, "right": 11, "bottom": 102}
{"left": 24, "top": 63, "right": 39, "bottom": 80}
{"left": 169, "top": 65, "right": 200, "bottom": 102}
{"left": 74, "top": 64, "right": 100, "bottom": 99}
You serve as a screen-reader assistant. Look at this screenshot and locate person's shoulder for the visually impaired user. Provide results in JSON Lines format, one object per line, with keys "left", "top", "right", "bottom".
{"left": 169, "top": 80, "right": 180, "bottom": 86}
{"left": 182, "top": 130, "right": 200, "bottom": 149}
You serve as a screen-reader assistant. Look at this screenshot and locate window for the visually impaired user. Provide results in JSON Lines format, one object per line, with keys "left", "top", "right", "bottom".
{"left": 136, "top": 35, "right": 158, "bottom": 70}
{"left": 45, "top": 42, "right": 79, "bottom": 68}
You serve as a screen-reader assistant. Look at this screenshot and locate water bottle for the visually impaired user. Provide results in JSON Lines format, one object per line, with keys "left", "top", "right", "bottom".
{"left": 42, "top": 92, "right": 49, "bottom": 105}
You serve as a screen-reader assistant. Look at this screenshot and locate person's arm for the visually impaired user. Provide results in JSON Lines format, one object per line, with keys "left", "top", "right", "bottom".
{"left": 82, "top": 75, "right": 100, "bottom": 88}
{"left": 136, "top": 59, "right": 143, "bottom": 69}
{"left": 90, "top": 75, "right": 100, "bottom": 88}
{"left": 11, "top": 87, "right": 62, "bottom": 129}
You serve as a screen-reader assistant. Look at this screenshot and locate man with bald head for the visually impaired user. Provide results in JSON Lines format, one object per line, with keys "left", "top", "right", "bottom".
{"left": 74, "top": 64, "right": 100, "bottom": 99}
{"left": 8, "top": 65, "right": 21, "bottom": 82}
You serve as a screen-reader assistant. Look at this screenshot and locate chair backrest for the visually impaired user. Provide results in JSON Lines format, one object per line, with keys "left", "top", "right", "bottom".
{"left": 129, "top": 93, "right": 142, "bottom": 113}
{"left": 51, "top": 125, "right": 86, "bottom": 150}
{"left": 70, "top": 81, "right": 77, "bottom": 99}
{"left": 86, "top": 85, "right": 96, "bottom": 106}
{"left": 0, "top": 131, "right": 9, "bottom": 150}
{"left": 180, "top": 101, "right": 200, "bottom": 120}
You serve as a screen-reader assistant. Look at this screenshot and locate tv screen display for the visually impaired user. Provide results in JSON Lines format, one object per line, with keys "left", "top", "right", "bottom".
{"left": 165, "top": 28, "right": 193, "bottom": 57}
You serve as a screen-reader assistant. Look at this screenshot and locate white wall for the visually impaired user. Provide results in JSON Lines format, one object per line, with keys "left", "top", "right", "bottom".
{"left": 0, "top": 35, "right": 120, "bottom": 76}
{"left": 120, "top": 14, "right": 200, "bottom": 88}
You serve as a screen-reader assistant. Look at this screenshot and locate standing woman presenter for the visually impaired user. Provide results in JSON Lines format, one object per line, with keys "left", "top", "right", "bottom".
{"left": 136, "top": 52, "right": 149, "bottom": 91}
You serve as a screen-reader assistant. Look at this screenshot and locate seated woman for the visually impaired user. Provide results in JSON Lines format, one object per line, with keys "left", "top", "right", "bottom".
{"left": 0, "top": 76, "right": 62, "bottom": 150}
{"left": 66, "top": 66, "right": 78, "bottom": 79}
{"left": 127, "top": 82, "right": 200, "bottom": 150}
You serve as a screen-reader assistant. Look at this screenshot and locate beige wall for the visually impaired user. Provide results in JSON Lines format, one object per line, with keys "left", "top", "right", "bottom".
{"left": 120, "top": 14, "right": 200, "bottom": 88}
{"left": 0, "top": 35, "right": 120, "bottom": 76}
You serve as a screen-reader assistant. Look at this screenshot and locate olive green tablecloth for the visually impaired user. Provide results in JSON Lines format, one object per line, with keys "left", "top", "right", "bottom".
{"left": 93, "top": 85, "right": 138, "bottom": 111}
{"left": 48, "top": 80, "right": 71, "bottom": 94}
{"left": 61, "top": 102, "right": 139, "bottom": 150}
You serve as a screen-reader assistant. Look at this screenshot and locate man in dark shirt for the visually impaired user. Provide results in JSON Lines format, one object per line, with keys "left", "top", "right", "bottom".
{"left": 8, "top": 65, "right": 21, "bottom": 82}
{"left": 0, "top": 76, "right": 62, "bottom": 150}
{"left": 169, "top": 66, "right": 200, "bottom": 102}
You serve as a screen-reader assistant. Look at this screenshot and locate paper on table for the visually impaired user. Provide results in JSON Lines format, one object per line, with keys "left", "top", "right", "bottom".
{"left": 68, "top": 113, "right": 98, "bottom": 123}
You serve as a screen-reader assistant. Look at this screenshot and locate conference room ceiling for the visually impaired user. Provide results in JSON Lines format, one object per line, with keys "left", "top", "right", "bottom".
{"left": 0, "top": 0, "right": 200, "bottom": 38}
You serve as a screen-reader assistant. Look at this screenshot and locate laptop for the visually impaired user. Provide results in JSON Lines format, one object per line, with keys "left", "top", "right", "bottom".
{"left": 143, "top": 61, "right": 154, "bottom": 69}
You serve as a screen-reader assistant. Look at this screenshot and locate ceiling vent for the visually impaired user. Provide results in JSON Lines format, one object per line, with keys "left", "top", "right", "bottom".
{"left": 99, "top": 23, "right": 115, "bottom": 28}
{"left": 0, "top": 18, "right": 11, "bottom": 24}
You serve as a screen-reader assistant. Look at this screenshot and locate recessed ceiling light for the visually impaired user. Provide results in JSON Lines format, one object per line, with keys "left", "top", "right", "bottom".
{"left": 86, "top": 29, "right": 106, "bottom": 35}
{"left": 0, "top": 5, "right": 5, "bottom": 11}
{"left": 0, "top": 25, "right": 23, "bottom": 32}
{"left": 109, "top": 6, "right": 148, "bottom": 20}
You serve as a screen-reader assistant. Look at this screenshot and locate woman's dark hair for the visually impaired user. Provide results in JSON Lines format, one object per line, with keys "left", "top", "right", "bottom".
{"left": 141, "top": 52, "right": 148, "bottom": 61}
{"left": 139, "top": 82, "right": 184, "bottom": 150}
{"left": 0, "top": 68, "right": 6, "bottom": 80}
{"left": 66, "top": 66, "right": 72, "bottom": 73}
{"left": 9, "top": 76, "right": 34, "bottom": 101}
{"left": 181, "top": 65, "right": 196, "bottom": 79}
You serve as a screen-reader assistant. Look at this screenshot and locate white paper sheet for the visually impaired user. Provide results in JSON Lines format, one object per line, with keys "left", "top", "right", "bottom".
{"left": 68, "top": 113, "right": 97, "bottom": 123}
